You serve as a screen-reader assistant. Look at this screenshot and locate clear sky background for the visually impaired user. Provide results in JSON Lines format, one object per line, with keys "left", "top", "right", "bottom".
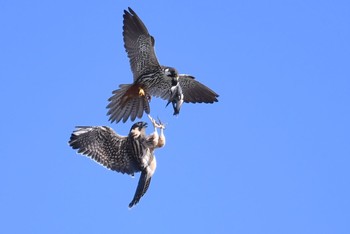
{"left": 1, "top": 0, "right": 349, "bottom": 233}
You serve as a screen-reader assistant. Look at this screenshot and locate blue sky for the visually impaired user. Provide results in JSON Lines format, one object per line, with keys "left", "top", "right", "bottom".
{"left": 1, "top": 0, "right": 350, "bottom": 233}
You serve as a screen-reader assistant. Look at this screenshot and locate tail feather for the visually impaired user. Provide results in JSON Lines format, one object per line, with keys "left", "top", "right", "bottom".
{"left": 129, "top": 94, "right": 140, "bottom": 122}
{"left": 128, "top": 94, "right": 149, "bottom": 121}
{"left": 107, "top": 84, "right": 150, "bottom": 123}
{"left": 128, "top": 170, "right": 152, "bottom": 208}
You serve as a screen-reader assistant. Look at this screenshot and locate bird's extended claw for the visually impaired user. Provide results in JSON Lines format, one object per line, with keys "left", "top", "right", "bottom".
{"left": 148, "top": 115, "right": 165, "bottom": 129}
{"left": 147, "top": 114, "right": 158, "bottom": 128}
{"left": 147, "top": 114, "right": 155, "bottom": 123}
{"left": 157, "top": 117, "right": 166, "bottom": 130}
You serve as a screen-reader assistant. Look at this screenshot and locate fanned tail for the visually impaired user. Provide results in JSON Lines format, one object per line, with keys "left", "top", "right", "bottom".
{"left": 107, "top": 84, "right": 150, "bottom": 123}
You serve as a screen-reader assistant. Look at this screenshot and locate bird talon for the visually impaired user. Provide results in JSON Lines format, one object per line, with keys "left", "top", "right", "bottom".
{"left": 147, "top": 115, "right": 166, "bottom": 129}
{"left": 147, "top": 114, "right": 155, "bottom": 123}
{"left": 147, "top": 114, "right": 157, "bottom": 128}
{"left": 138, "top": 87, "right": 145, "bottom": 96}
{"left": 156, "top": 117, "right": 166, "bottom": 130}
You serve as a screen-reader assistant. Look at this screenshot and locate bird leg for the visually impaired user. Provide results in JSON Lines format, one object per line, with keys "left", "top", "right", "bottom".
{"left": 147, "top": 115, "right": 166, "bottom": 148}
{"left": 146, "top": 115, "right": 159, "bottom": 148}
{"left": 157, "top": 126, "right": 166, "bottom": 148}
{"left": 156, "top": 117, "right": 166, "bottom": 147}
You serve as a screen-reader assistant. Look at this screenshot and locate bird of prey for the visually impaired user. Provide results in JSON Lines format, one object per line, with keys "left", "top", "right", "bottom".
{"left": 68, "top": 115, "right": 166, "bottom": 208}
{"left": 107, "top": 7, "right": 219, "bottom": 123}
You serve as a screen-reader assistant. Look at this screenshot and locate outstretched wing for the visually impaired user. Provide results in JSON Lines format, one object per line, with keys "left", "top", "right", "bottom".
{"left": 179, "top": 75, "right": 219, "bottom": 103}
{"left": 123, "top": 7, "right": 161, "bottom": 81}
{"left": 148, "top": 74, "right": 219, "bottom": 103}
{"left": 69, "top": 126, "right": 140, "bottom": 175}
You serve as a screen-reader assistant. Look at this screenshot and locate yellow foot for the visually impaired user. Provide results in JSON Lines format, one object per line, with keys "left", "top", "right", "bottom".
{"left": 138, "top": 87, "right": 145, "bottom": 96}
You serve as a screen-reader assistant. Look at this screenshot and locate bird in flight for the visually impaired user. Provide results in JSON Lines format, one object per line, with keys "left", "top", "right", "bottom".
{"left": 107, "top": 7, "right": 219, "bottom": 123}
{"left": 68, "top": 115, "right": 166, "bottom": 208}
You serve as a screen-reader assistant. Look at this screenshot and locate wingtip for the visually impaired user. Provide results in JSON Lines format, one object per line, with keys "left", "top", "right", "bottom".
{"left": 123, "top": 9, "right": 129, "bottom": 16}
{"left": 127, "top": 7, "right": 135, "bottom": 16}
{"left": 123, "top": 7, "right": 135, "bottom": 19}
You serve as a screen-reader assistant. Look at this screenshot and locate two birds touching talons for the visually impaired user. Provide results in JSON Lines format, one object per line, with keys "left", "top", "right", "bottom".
{"left": 69, "top": 7, "right": 219, "bottom": 208}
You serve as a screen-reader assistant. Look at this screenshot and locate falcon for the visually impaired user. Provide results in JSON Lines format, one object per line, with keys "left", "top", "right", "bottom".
{"left": 107, "top": 7, "right": 219, "bottom": 123}
{"left": 68, "top": 115, "right": 166, "bottom": 208}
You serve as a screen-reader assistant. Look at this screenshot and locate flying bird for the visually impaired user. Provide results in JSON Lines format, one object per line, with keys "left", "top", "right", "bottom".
{"left": 107, "top": 7, "right": 219, "bottom": 123}
{"left": 68, "top": 115, "right": 166, "bottom": 208}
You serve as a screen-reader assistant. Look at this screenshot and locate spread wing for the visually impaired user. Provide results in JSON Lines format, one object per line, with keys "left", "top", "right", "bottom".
{"left": 148, "top": 74, "right": 219, "bottom": 103}
{"left": 178, "top": 75, "right": 219, "bottom": 103}
{"left": 68, "top": 126, "right": 140, "bottom": 175}
{"left": 123, "top": 7, "right": 161, "bottom": 81}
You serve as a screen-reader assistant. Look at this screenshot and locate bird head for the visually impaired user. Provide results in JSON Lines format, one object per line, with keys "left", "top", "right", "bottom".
{"left": 130, "top": 122, "right": 148, "bottom": 138}
{"left": 163, "top": 66, "right": 179, "bottom": 79}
